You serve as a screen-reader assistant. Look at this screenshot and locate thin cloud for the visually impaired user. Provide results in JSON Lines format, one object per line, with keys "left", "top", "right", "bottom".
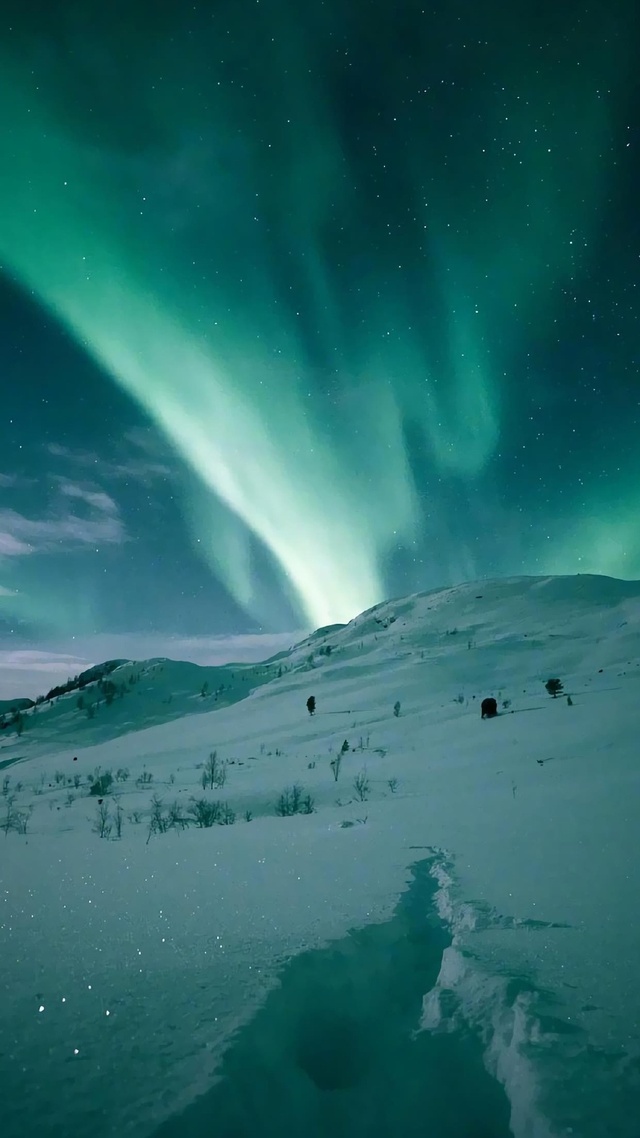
{"left": 0, "top": 483, "right": 126, "bottom": 556}
{"left": 47, "top": 441, "right": 174, "bottom": 486}
{"left": 58, "top": 481, "right": 120, "bottom": 514}
{"left": 0, "top": 531, "right": 33, "bottom": 557}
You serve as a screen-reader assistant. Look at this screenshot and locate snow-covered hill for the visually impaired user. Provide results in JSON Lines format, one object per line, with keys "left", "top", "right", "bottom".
{"left": 0, "top": 655, "right": 283, "bottom": 756}
{"left": 2, "top": 574, "right": 639, "bottom": 1138}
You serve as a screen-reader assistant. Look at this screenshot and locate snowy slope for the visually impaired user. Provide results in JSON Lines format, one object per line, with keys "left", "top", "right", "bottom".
{"left": 1, "top": 573, "right": 639, "bottom": 1138}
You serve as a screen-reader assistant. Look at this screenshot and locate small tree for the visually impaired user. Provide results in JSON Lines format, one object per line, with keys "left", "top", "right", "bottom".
{"left": 330, "top": 753, "right": 342, "bottom": 782}
{"left": 306, "top": 696, "right": 316, "bottom": 716}
{"left": 113, "top": 798, "right": 124, "bottom": 838}
{"left": 393, "top": 701, "right": 401, "bottom": 717}
{"left": 93, "top": 801, "right": 111, "bottom": 839}
{"left": 567, "top": 694, "right": 573, "bottom": 706}
{"left": 202, "top": 750, "right": 227, "bottom": 790}
{"left": 341, "top": 739, "right": 350, "bottom": 755}
{"left": 545, "top": 678, "right": 564, "bottom": 699}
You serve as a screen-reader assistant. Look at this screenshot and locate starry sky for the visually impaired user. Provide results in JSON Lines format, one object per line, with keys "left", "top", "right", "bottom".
{"left": 0, "top": 0, "right": 638, "bottom": 694}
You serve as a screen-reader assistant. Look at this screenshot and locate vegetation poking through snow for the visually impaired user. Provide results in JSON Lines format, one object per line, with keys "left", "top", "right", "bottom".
{"left": 275, "top": 785, "right": 314, "bottom": 816}
{"left": 201, "top": 750, "right": 227, "bottom": 790}
{"left": 89, "top": 769, "right": 113, "bottom": 796}
{"left": 353, "top": 769, "right": 370, "bottom": 801}
{"left": 545, "top": 678, "right": 564, "bottom": 698}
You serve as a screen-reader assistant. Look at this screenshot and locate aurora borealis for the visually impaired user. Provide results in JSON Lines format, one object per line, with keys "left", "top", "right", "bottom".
{"left": 0, "top": 0, "right": 638, "bottom": 667}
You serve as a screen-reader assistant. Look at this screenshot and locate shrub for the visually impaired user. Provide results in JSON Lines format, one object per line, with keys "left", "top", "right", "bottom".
{"left": 136, "top": 769, "right": 153, "bottom": 787}
{"left": 188, "top": 798, "right": 222, "bottom": 827}
{"left": 393, "top": 701, "right": 401, "bottom": 717}
{"left": 353, "top": 769, "right": 370, "bottom": 802}
{"left": 545, "top": 678, "right": 564, "bottom": 698}
{"left": 387, "top": 777, "right": 399, "bottom": 793}
{"left": 275, "top": 784, "right": 304, "bottom": 816}
{"left": 89, "top": 771, "right": 113, "bottom": 796}
{"left": 166, "top": 800, "right": 189, "bottom": 830}
{"left": 147, "top": 794, "right": 169, "bottom": 841}
{"left": 2, "top": 775, "right": 10, "bottom": 797}
{"left": 115, "top": 767, "right": 130, "bottom": 783}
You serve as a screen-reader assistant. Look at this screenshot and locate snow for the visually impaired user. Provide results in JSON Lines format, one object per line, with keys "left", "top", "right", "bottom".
{"left": 1, "top": 573, "right": 639, "bottom": 1138}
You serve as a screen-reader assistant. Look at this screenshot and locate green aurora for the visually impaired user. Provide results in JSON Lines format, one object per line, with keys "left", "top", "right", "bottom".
{"left": 0, "top": 0, "right": 638, "bottom": 630}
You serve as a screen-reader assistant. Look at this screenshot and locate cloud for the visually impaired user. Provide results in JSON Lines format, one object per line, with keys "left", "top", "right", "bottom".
{"left": 0, "top": 483, "right": 126, "bottom": 557}
{"left": 0, "top": 649, "right": 90, "bottom": 700}
{"left": 58, "top": 481, "right": 120, "bottom": 514}
{"left": 47, "top": 441, "right": 174, "bottom": 487}
{"left": 0, "top": 472, "right": 36, "bottom": 489}
{"left": 0, "top": 531, "right": 33, "bottom": 557}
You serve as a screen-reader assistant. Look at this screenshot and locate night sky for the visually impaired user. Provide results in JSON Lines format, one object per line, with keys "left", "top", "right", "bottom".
{"left": 0, "top": 0, "right": 638, "bottom": 691}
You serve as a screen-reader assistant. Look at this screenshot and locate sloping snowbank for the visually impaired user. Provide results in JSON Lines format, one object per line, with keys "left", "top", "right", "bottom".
{"left": 2, "top": 574, "right": 639, "bottom": 1137}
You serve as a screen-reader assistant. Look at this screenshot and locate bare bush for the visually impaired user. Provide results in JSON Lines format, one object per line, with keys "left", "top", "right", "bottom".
{"left": 275, "top": 785, "right": 312, "bottom": 816}
{"left": 353, "top": 769, "right": 370, "bottom": 802}
{"left": 147, "top": 794, "right": 168, "bottom": 841}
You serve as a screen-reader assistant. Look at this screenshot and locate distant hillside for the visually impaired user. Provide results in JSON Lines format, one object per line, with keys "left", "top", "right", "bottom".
{"left": 0, "top": 654, "right": 282, "bottom": 756}
{"left": 0, "top": 697, "right": 34, "bottom": 716}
